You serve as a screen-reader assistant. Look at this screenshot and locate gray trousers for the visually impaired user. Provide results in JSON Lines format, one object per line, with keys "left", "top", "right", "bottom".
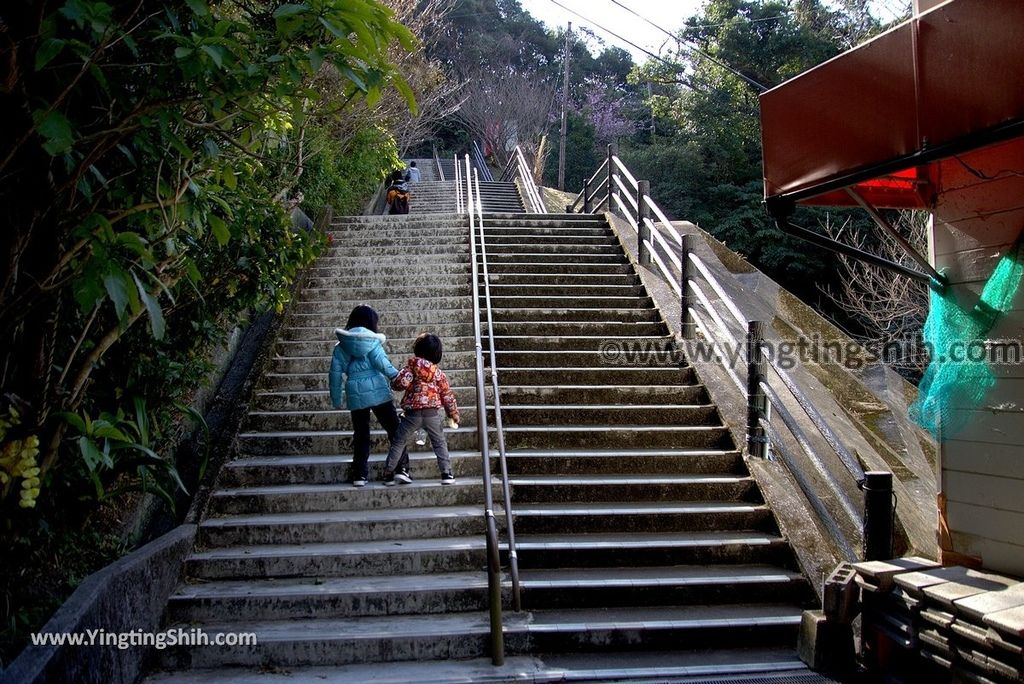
{"left": 385, "top": 408, "right": 451, "bottom": 475}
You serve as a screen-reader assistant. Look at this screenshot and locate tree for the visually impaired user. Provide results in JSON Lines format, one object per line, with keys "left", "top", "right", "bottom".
{"left": 0, "top": 0, "right": 414, "bottom": 514}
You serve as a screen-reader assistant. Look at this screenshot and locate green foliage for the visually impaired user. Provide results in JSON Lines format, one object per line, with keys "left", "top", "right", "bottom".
{"left": 0, "top": 0, "right": 415, "bottom": 518}
{"left": 299, "top": 126, "right": 401, "bottom": 216}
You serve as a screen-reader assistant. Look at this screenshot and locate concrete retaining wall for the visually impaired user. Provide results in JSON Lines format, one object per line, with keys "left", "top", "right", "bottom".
{"left": 0, "top": 525, "right": 196, "bottom": 684}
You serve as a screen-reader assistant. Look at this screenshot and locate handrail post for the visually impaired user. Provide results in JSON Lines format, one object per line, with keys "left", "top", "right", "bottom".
{"left": 680, "top": 234, "right": 697, "bottom": 339}
{"left": 746, "top": 321, "right": 769, "bottom": 459}
{"left": 863, "top": 471, "right": 894, "bottom": 560}
{"left": 637, "top": 180, "right": 651, "bottom": 267}
{"left": 605, "top": 143, "right": 617, "bottom": 213}
{"left": 582, "top": 177, "right": 590, "bottom": 213}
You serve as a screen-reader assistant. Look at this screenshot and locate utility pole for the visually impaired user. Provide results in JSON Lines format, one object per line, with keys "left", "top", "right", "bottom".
{"left": 558, "top": 22, "right": 571, "bottom": 190}
{"left": 647, "top": 81, "right": 655, "bottom": 143}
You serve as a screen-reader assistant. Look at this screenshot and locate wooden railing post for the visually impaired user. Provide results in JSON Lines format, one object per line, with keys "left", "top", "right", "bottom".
{"left": 637, "top": 180, "right": 651, "bottom": 266}
{"left": 680, "top": 234, "right": 697, "bottom": 339}
{"left": 746, "top": 321, "right": 769, "bottom": 459}
{"left": 582, "top": 177, "right": 590, "bottom": 213}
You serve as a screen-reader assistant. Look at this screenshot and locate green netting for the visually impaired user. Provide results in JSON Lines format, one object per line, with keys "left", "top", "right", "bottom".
{"left": 910, "top": 236, "right": 1024, "bottom": 439}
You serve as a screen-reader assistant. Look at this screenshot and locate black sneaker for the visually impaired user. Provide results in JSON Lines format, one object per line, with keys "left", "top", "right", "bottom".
{"left": 382, "top": 471, "right": 397, "bottom": 487}
{"left": 352, "top": 477, "right": 368, "bottom": 488}
{"left": 441, "top": 472, "right": 455, "bottom": 485}
{"left": 395, "top": 470, "right": 413, "bottom": 484}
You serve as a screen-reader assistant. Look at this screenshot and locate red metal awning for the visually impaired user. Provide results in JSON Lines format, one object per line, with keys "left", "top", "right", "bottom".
{"left": 760, "top": 0, "right": 1024, "bottom": 214}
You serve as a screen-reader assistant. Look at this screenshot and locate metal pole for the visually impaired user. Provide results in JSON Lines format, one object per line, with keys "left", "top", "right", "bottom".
{"left": 863, "top": 470, "right": 894, "bottom": 561}
{"left": 637, "top": 180, "right": 651, "bottom": 266}
{"left": 605, "top": 143, "right": 617, "bottom": 213}
{"left": 680, "top": 234, "right": 697, "bottom": 339}
{"left": 558, "top": 22, "right": 571, "bottom": 190}
{"left": 746, "top": 321, "right": 768, "bottom": 459}
{"left": 582, "top": 177, "right": 590, "bottom": 213}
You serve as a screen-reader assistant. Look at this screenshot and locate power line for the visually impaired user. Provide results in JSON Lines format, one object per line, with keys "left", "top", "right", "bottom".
{"left": 543, "top": 0, "right": 698, "bottom": 90}
{"left": 606, "top": 0, "right": 767, "bottom": 91}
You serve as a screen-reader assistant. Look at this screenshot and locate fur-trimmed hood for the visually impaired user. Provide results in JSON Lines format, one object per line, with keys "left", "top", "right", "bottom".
{"left": 334, "top": 326, "right": 386, "bottom": 358}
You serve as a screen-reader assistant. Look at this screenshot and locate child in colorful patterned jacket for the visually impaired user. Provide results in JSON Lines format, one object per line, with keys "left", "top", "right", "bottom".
{"left": 381, "top": 333, "right": 461, "bottom": 485}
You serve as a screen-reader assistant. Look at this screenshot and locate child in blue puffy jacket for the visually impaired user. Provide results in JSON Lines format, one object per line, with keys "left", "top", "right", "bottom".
{"left": 328, "top": 305, "right": 409, "bottom": 487}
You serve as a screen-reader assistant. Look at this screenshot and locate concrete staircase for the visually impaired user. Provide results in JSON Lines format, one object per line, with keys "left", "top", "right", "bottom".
{"left": 144, "top": 204, "right": 820, "bottom": 681}
{"left": 480, "top": 212, "right": 816, "bottom": 671}
{"left": 146, "top": 213, "right": 509, "bottom": 679}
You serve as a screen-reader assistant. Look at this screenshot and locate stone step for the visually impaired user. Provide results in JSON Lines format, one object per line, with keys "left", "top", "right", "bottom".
{"left": 209, "top": 477, "right": 488, "bottom": 516}
{"left": 304, "top": 262, "right": 471, "bottom": 276}
{"left": 482, "top": 223, "right": 610, "bottom": 234}
{"left": 484, "top": 272, "right": 640, "bottom": 286}
{"left": 291, "top": 297, "right": 471, "bottom": 314}
{"left": 236, "top": 427, "right": 480, "bottom": 456}
{"left": 166, "top": 572, "right": 490, "bottom": 622}
{"left": 275, "top": 336, "right": 474, "bottom": 357}
{"left": 185, "top": 536, "right": 489, "bottom": 580}
{"left": 155, "top": 605, "right": 802, "bottom": 668}
{"left": 484, "top": 284, "right": 647, "bottom": 298}
{"left": 269, "top": 353, "right": 474, "bottom": 374}
{"left": 485, "top": 295, "right": 654, "bottom": 310}
{"left": 498, "top": 366, "right": 696, "bottom": 385}
{"left": 219, "top": 451, "right": 483, "bottom": 487}
{"left": 486, "top": 320, "right": 668, "bottom": 337}
{"left": 496, "top": 384, "right": 706, "bottom": 405}
{"left": 482, "top": 243, "right": 623, "bottom": 256}
{"left": 198, "top": 505, "right": 487, "bottom": 546}
{"left": 511, "top": 531, "right": 794, "bottom": 568}
{"left": 142, "top": 648, "right": 813, "bottom": 683}
{"left": 243, "top": 406, "right": 476, "bottom": 432}
{"left": 499, "top": 404, "right": 719, "bottom": 426}
{"left": 483, "top": 234, "right": 617, "bottom": 245}
{"left": 332, "top": 234, "right": 468, "bottom": 246}
{"left": 500, "top": 448, "right": 743, "bottom": 475}
{"left": 501, "top": 424, "right": 731, "bottom": 450}
{"left": 487, "top": 307, "right": 661, "bottom": 323}
{"left": 286, "top": 309, "right": 475, "bottom": 328}
{"left": 486, "top": 334, "right": 673, "bottom": 351}
{"left": 507, "top": 473, "right": 757, "bottom": 504}
{"left": 322, "top": 244, "right": 467, "bottom": 257}
{"left": 298, "top": 284, "right": 472, "bottom": 300}
{"left": 303, "top": 273, "right": 471, "bottom": 288}
{"left": 509, "top": 604, "right": 803, "bottom": 654}
{"left": 156, "top": 611, "right": 494, "bottom": 668}
{"left": 250, "top": 387, "right": 476, "bottom": 412}
{"left": 492, "top": 349, "right": 669, "bottom": 368}
{"left": 258, "top": 368, "right": 478, "bottom": 392}
{"left": 479, "top": 253, "right": 626, "bottom": 265}
{"left": 279, "top": 322, "right": 472, "bottom": 339}
{"left": 483, "top": 213, "right": 607, "bottom": 224}
{"left": 511, "top": 501, "right": 772, "bottom": 534}
{"left": 485, "top": 261, "right": 634, "bottom": 275}
{"left": 516, "top": 565, "right": 810, "bottom": 609}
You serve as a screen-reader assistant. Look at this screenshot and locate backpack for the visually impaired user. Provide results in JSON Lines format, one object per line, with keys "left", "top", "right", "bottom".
{"left": 387, "top": 186, "right": 410, "bottom": 214}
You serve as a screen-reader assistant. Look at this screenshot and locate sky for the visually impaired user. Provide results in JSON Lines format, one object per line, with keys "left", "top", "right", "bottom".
{"left": 518, "top": 0, "right": 706, "bottom": 63}
{"left": 517, "top": 0, "right": 911, "bottom": 64}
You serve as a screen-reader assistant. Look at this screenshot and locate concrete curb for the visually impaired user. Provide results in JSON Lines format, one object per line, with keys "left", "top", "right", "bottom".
{"left": 1, "top": 524, "right": 196, "bottom": 684}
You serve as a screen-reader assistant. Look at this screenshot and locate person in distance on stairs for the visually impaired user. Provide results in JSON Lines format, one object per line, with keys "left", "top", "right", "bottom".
{"left": 329, "top": 305, "right": 410, "bottom": 487}
{"left": 385, "top": 170, "right": 410, "bottom": 214}
{"left": 382, "top": 333, "right": 460, "bottom": 486}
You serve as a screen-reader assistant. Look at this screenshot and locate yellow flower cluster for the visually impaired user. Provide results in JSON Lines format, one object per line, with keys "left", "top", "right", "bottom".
{"left": 0, "top": 408, "right": 41, "bottom": 508}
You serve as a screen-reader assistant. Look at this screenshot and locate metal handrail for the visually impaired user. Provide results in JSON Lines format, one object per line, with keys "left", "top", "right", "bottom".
{"left": 433, "top": 146, "right": 445, "bottom": 181}
{"left": 473, "top": 141, "right": 494, "bottom": 182}
{"left": 472, "top": 170, "right": 521, "bottom": 611}
{"left": 455, "top": 154, "right": 463, "bottom": 214}
{"left": 499, "top": 145, "right": 545, "bottom": 214}
{"left": 571, "top": 148, "right": 892, "bottom": 560}
{"left": 465, "top": 155, "right": 505, "bottom": 664}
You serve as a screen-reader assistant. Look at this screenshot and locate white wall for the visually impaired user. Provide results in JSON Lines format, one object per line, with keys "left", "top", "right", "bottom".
{"left": 928, "top": 135, "right": 1024, "bottom": 576}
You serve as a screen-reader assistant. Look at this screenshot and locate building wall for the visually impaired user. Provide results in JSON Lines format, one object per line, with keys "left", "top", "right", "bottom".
{"left": 928, "top": 136, "right": 1024, "bottom": 576}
